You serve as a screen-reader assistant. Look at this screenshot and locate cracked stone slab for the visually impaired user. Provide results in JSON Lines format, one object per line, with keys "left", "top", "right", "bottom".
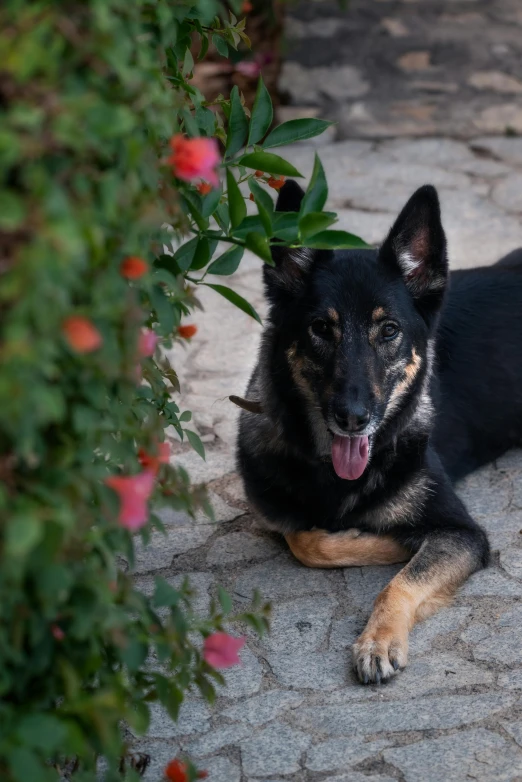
{"left": 498, "top": 669, "right": 522, "bottom": 690}
{"left": 293, "top": 693, "right": 514, "bottom": 735}
{"left": 215, "top": 646, "right": 263, "bottom": 699}
{"left": 409, "top": 607, "right": 472, "bottom": 654}
{"left": 473, "top": 626, "right": 522, "bottom": 665}
{"left": 143, "top": 699, "right": 211, "bottom": 739}
{"left": 222, "top": 690, "right": 304, "bottom": 726}
{"left": 185, "top": 722, "right": 253, "bottom": 757}
{"left": 305, "top": 737, "right": 391, "bottom": 773}
{"left": 241, "top": 723, "right": 311, "bottom": 777}
{"left": 206, "top": 531, "right": 282, "bottom": 566}
{"left": 234, "top": 554, "right": 332, "bottom": 601}
{"left": 460, "top": 567, "right": 522, "bottom": 597}
{"left": 133, "top": 527, "right": 215, "bottom": 574}
{"left": 383, "top": 728, "right": 522, "bottom": 782}
{"left": 266, "top": 650, "right": 349, "bottom": 691}
{"left": 344, "top": 565, "right": 403, "bottom": 612}
{"left": 155, "top": 491, "right": 245, "bottom": 528}
{"left": 203, "top": 756, "right": 241, "bottom": 782}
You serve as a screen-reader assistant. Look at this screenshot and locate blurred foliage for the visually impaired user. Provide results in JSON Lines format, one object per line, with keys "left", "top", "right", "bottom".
{"left": 0, "top": 1, "right": 364, "bottom": 780}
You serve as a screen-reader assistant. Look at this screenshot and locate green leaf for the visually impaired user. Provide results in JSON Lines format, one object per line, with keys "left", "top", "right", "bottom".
{"left": 238, "top": 151, "right": 303, "bottom": 177}
{"left": 225, "top": 86, "right": 248, "bottom": 158}
{"left": 302, "top": 230, "right": 370, "bottom": 249}
{"left": 153, "top": 578, "right": 181, "bottom": 608}
{"left": 226, "top": 169, "right": 246, "bottom": 229}
{"left": 218, "top": 586, "right": 233, "bottom": 615}
{"left": 174, "top": 237, "right": 200, "bottom": 274}
{"left": 244, "top": 231, "right": 274, "bottom": 265}
{"left": 190, "top": 237, "right": 211, "bottom": 271}
{"left": 273, "top": 211, "right": 300, "bottom": 243}
{"left": 16, "top": 715, "right": 67, "bottom": 752}
{"left": 248, "top": 77, "right": 273, "bottom": 145}
{"left": 5, "top": 515, "right": 42, "bottom": 557}
{"left": 207, "top": 244, "right": 244, "bottom": 275}
{"left": 185, "top": 430, "right": 206, "bottom": 460}
{"left": 150, "top": 285, "right": 176, "bottom": 335}
{"left": 300, "top": 153, "right": 328, "bottom": 216}
{"left": 248, "top": 178, "right": 273, "bottom": 235}
{"left": 204, "top": 283, "right": 262, "bottom": 324}
{"left": 299, "top": 211, "right": 337, "bottom": 239}
{"left": 213, "top": 33, "right": 229, "bottom": 57}
{"left": 200, "top": 186, "right": 221, "bottom": 218}
{"left": 264, "top": 118, "right": 334, "bottom": 148}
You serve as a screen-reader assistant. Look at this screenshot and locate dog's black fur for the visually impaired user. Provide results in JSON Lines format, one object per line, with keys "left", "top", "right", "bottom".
{"left": 236, "top": 181, "right": 522, "bottom": 683}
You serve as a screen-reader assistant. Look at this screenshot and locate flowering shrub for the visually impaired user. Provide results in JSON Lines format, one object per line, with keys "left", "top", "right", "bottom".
{"left": 0, "top": 1, "right": 365, "bottom": 780}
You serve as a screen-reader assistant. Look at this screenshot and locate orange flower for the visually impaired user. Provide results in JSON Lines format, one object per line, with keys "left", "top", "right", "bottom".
{"left": 62, "top": 316, "right": 102, "bottom": 353}
{"left": 120, "top": 256, "right": 149, "bottom": 279}
{"left": 254, "top": 170, "right": 264, "bottom": 177}
{"left": 168, "top": 135, "right": 220, "bottom": 188}
{"left": 178, "top": 324, "right": 197, "bottom": 339}
{"left": 242, "top": 1, "right": 253, "bottom": 12}
{"left": 249, "top": 193, "right": 255, "bottom": 201}
{"left": 164, "top": 760, "right": 207, "bottom": 782}
{"left": 267, "top": 175, "right": 285, "bottom": 190}
{"left": 197, "top": 182, "right": 213, "bottom": 195}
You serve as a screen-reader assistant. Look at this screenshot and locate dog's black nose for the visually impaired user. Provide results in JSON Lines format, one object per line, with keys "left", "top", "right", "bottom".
{"left": 334, "top": 405, "right": 370, "bottom": 433}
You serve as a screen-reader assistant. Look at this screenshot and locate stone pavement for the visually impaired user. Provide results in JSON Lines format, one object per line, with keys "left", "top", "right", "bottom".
{"left": 128, "top": 134, "right": 522, "bottom": 781}
{"left": 280, "top": 0, "right": 522, "bottom": 139}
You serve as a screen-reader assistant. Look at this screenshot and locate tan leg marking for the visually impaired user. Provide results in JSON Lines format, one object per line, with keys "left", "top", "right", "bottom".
{"left": 353, "top": 547, "right": 473, "bottom": 683}
{"left": 285, "top": 529, "right": 410, "bottom": 569}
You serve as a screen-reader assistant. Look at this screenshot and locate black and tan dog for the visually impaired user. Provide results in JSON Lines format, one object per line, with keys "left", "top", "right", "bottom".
{"left": 235, "top": 181, "right": 522, "bottom": 684}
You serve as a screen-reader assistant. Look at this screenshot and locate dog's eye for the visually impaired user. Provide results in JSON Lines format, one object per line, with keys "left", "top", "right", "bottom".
{"left": 311, "top": 319, "right": 332, "bottom": 339}
{"left": 381, "top": 322, "right": 400, "bottom": 341}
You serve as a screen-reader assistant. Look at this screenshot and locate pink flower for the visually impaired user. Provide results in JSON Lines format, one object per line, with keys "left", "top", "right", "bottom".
{"left": 138, "top": 442, "right": 170, "bottom": 474}
{"left": 203, "top": 633, "right": 245, "bottom": 668}
{"left": 138, "top": 329, "right": 159, "bottom": 357}
{"left": 105, "top": 470, "right": 155, "bottom": 530}
{"left": 168, "top": 135, "right": 220, "bottom": 188}
{"left": 235, "top": 60, "right": 262, "bottom": 78}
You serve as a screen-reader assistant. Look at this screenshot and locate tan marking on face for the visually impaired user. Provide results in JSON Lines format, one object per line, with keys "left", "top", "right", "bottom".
{"left": 372, "top": 306, "right": 386, "bottom": 322}
{"left": 385, "top": 347, "right": 422, "bottom": 413}
{"left": 328, "top": 307, "right": 340, "bottom": 323}
{"left": 286, "top": 528, "right": 410, "bottom": 569}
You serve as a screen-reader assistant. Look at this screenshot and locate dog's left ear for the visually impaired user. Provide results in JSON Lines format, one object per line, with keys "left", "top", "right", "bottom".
{"left": 379, "top": 185, "right": 448, "bottom": 313}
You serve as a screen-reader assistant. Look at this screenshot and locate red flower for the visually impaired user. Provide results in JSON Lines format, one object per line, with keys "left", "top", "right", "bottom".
{"left": 164, "top": 760, "right": 207, "bottom": 781}
{"left": 254, "top": 170, "right": 264, "bottom": 178}
{"left": 138, "top": 329, "right": 159, "bottom": 358}
{"left": 105, "top": 470, "right": 155, "bottom": 531}
{"left": 267, "top": 176, "right": 285, "bottom": 190}
{"left": 197, "top": 182, "right": 213, "bottom": 195}
{"left": 249, "top": 193, "right": 255, "bottom": 202}
{"left": 178, "top": 324, "right": 197, "bottom": 339}
{"left": 51, "top": 624, "right": 65, "bottom": 641}
{"left": 138, "top": 442, "right": 170, "bottom": 474}
{"left": 62, "top": 316, "right": 102, "bottom": 353}
{"left": 203, "top": 633, "right": 245, "bottom": 668}
{"left": 121, "top": 256, "right": 149, "bottom": 280}
{"left": 168, "top": 135, "right": 220, "bottom": 189}
{"left": 242, "top": 1, "right": 253, "bottom": 12}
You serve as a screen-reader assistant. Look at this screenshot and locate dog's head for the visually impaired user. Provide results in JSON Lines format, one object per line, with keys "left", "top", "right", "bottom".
{"left": 264, "top": 182, "right": 448, "bottom": 480}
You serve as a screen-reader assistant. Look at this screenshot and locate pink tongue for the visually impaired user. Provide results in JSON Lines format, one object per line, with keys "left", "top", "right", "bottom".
{"left": 332, "top": 435, "right": 369, "bottom": 480}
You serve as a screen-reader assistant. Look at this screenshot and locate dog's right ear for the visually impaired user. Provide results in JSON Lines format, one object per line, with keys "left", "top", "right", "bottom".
{"left": 263, "top": 180, "right": 318, "bottom": 304}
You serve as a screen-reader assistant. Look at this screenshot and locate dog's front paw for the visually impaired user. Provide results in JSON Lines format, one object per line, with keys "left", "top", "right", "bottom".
{"left": 352, "top": 627, "right": 408, "bottom": 684}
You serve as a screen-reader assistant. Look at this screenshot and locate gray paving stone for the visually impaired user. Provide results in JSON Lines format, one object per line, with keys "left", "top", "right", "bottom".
{"left": 155, "top": 491, "right": 245, "bottom": 528}
{"left": 324, "top": 775, "right": 396, "bottom": 782}
{"left": 306, "top": 737, "right": 391, "bottom": 772}
{"left": 260, "top": 594, "right": 337, "bottom": 653}
{"left": 329, "top": 614, "right": 363, "bottom": 651}
{"left": 472, "top": 137, "right": 522, "bottom": 166}
{"left": 280, "top": 62, "right": 369, "bottom": 104}
{"left": 344, "top": 565, "right": 403, "bottom": 612}
{"left": 223, "top": 690, "right": 304, "bottom": 726}
{"left": 503, "top": 720, "right": 522, "bottom": 748}
{"left": 492, "top": 173, "right": 522, "bottom": 213}
{"left": 185, "top": 722, "right": 253, "bottom": 757}
{"left": 206, "top": 531, "right": 281, "bottom": 566}
{"left": 216, "top": 646, "right": 263, "bottom": 698}
{"left": 234, "top": 554, "right": 331, "bottom": 601}
{"left": 409, "top": 607, "right": 472, "bottom": 654}
{"left": 267, "top": 649, "right": 349, "bottom": 691}
{"left": 498, "top": 669, "right": 522, "bottom": 690}
{"left": 203, "top": 756, "right": 241, "bottom": 782}
{"left": 293, "top": 693, "right": 514, "bottom": 735}
{"left": 133, "top": 526, "right": 215, "bottom": 574}
{"left": 383, "top": 729, "right": 522, "bottom": 782}
{"left": 497, "top": 605, "right": 522, "bottom": 627}
{"left": 460, "top": 568, "right": 522, "bottom": 597}
{"left": 129, "top": 739, "right": 182, "bottom": 782}
{"left": 144, "top": 699, "right": 211, "bottom": 739}
{"left": 460, "top": 622, "right": 491, "bottom": 644}
{"left": 473, "top": 627, "right": 522, "bottom": 665}
{"left": 241, "top": 723, "right": 311, "bottom": 777}
{"left": 380, "top": 653, "right": 494, "bottom": 698}
{"left": 500, "top": 547, "right": 522, "bottom": 579}
{"left": 381, "top": 137, "right": 475, "bottom": 167}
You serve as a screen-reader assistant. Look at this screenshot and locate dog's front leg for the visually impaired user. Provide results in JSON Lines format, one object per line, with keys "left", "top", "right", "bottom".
{"left": 352, "top": 528, "right": 488, "bottom": 684}
{"left": 285, "top": 528, "right": 410, "bottom": 568}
